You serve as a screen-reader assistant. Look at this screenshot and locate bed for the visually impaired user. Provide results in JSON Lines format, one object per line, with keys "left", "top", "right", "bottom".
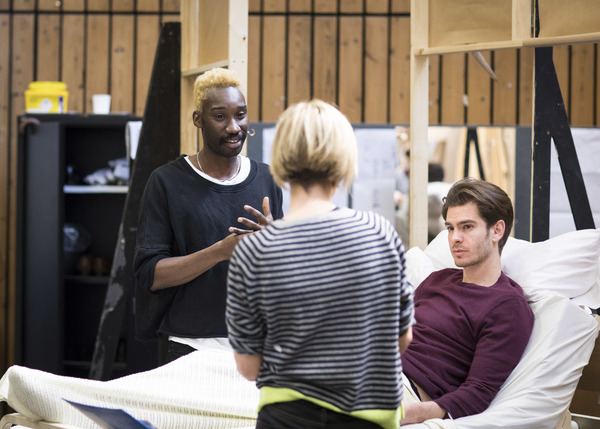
{"left": 1, "top": 228, "right": 599, "bottom": 429}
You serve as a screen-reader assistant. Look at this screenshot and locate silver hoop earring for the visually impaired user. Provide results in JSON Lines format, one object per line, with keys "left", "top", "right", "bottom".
{"left": 248, "top": 129, "right": 256, "bottom": 137}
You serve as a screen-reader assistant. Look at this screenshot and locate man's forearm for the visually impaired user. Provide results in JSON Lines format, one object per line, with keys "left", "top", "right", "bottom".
{"left": 401, "top": 400, "right": 446, "bottom": 425}
{"left": 151, "top": 241, "right": 230, "bottom": 290}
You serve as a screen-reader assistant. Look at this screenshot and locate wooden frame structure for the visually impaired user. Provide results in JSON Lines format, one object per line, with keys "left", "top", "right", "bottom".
{"left": 180, "top": 0, "right": 248, "bottom": 156}
{"left": 409, "top": 0, "right": 600, "bottom": 249}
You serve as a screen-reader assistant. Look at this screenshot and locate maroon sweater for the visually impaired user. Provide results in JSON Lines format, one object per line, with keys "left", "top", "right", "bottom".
{"left": 402, "top": 268, "right": 534, "bottom": 419}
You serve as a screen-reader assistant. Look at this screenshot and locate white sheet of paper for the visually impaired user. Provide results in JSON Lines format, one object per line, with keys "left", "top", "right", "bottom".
{"left": 262, "top": 126, "right": 395, "bottom": 218}
{"left": 352, "top": 128, "right": 396, "bottom": 223}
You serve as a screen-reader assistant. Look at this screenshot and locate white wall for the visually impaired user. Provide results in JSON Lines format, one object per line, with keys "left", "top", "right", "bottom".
{"left": 550, "top": 128, "right": 600, "bottom": 237}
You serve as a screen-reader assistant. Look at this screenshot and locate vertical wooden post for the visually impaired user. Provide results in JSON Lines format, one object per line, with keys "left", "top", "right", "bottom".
{"left": 229, "top": 0, "right": 249, "bottom": 97}
{"left": 179, "top": 0, "right": 248, "bottom": 156}
{"left": 409, "top": 0, "right": 429, "bottom": 250}
{"left": 180, "top": 0, "right": 199, "bottom": 156}
{"left": 512, "top": 0, "right": 532, "bottom": 41}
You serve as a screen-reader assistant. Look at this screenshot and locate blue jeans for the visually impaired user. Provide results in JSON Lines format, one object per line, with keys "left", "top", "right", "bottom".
{"left": 256, "top": 400, "right": 383, "bottom": 428}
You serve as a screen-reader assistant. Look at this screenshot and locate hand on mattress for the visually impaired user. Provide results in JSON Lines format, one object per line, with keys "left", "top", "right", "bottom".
{"left": 401, "top": 400, "right": 447, "bottom": 425}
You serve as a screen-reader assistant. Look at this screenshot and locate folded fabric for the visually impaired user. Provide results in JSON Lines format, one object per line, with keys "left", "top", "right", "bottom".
{"left": 0, "top": 349, "right": 258, "bottom": 429}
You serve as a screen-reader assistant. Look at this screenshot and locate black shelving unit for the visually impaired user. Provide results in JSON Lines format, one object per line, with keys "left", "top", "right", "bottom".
{"left": 16, "top": 113, "right": 139, "bottom": 377}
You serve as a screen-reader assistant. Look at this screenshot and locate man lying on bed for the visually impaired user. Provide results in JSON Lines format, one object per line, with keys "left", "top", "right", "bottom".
{"left": 401, "top": 178, "right": 534, "bottom": 425}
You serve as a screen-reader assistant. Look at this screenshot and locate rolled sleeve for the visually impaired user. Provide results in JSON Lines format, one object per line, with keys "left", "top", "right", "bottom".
{"left": 226, "top": 241, "right": 265, "bottom": 355}
{"left": 397, "top": 239, "right": 415, "bottom": 336}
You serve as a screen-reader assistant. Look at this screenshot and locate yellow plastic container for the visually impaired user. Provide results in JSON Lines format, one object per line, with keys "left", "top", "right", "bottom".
{"left": 25, "top": 81, "right": 69, "bottom": 113}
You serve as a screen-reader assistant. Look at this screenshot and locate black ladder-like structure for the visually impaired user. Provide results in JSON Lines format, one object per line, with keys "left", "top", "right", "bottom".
{"left": 89, "top": 22, "right": 181, "bottom": 380}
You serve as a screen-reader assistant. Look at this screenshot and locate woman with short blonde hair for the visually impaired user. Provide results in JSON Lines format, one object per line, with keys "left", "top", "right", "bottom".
{"left": 269, "top": 99, "right": 357, "bottom": 190}
{"left": 227, "top": 99, "right": 414, "bottom": 429}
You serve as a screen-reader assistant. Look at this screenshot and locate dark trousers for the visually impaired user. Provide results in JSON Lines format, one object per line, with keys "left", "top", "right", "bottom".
{"left": 256, "top": 400, "right": 383, "bottom": 429}
{"left": 160, "top": 340, "right": 196, "bottom": 365}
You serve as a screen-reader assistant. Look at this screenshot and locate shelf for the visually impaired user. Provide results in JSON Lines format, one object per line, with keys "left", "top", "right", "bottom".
{"left": 415, "top": 0, "right": 600, "bottom": 57}
{"left": 64, "top": 185, "right": 128, "bottom": 194}
{"left": 415, "top": 40, "right": 524, "bottom": 56}
{"left": 181, "top": 60, "right": 229, "bottom": 77}
{"left": 18, "top": 113, "right": 134, "bottom": 378}
{"left": 64, "top": 275, "right": 110, "bottom": 285}
{"left": 415, "top": 32, "right": 600, "bottom": 56}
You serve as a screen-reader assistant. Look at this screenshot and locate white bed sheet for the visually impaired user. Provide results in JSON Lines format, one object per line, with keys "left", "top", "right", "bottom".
{"left": 0, "top": 348, "right": 258, "bottom": 429}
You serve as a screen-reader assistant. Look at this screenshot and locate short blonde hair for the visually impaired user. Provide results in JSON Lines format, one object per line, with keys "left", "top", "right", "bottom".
{"left": 193, "top": 68, "right": 244, "bottom": 114}
{"left": 270, "top": 99, "right": 357, "bottom": 189}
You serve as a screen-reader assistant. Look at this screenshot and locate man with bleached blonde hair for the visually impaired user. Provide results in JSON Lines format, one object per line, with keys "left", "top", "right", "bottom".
{"left": 227, "top": 100, "right": 414, "bottom": 429}
{"left": 193, "top": 67, "right": 240, "bottom": 115}
{"left": 134, "top": 68, "right": 283, "bottom": 364}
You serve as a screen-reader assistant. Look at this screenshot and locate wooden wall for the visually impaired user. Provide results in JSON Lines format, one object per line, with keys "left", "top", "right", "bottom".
{"left": 1, "top": 0, "right": 600, "bottom": 377}
{"left": 0, "top": 0, "right": 180, "bottom": 380}
{"left": 247, "top": 0, "right": 600, "bottom": 128}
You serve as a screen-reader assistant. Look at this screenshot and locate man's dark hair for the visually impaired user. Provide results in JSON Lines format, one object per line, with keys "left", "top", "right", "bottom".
{"left": 441, "top": 177, "right": 514, "bottom": 253}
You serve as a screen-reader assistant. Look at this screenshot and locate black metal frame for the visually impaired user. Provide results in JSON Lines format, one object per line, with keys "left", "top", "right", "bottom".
{"left": 531, "top": 47, "right": 595, "bottom": 242}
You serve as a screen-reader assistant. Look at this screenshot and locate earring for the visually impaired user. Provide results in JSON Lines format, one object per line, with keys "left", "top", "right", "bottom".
{"left": 248, "top": 128, "right": 256, "bottom": 137}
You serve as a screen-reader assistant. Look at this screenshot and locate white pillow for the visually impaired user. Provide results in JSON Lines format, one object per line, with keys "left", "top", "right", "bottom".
{"left": 419, "top": 228, "right": 600, "bottom": 307}
{"left": 422, "top": 229, "right": 457, "bottom": 270}
{"left": 502, "top": 228, "right": 600, "bottom": 306}
{"left": 578, "top": 270, "right": 600, "bottom": 309}
{"left": 404, "top": 247, "right": 435, "bottom": 288}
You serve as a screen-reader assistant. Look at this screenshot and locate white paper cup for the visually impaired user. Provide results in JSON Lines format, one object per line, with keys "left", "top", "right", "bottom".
{"left": 92, "top": 94, "right": 111, "bottom": 114}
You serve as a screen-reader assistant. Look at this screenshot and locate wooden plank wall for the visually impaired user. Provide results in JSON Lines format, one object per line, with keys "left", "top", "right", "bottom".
{"left": 1, "top": 0, "right": 600, "bottom": 379}
{"left": 247, "top": 0, "right": 600, "bottom": 129}
{"left": 0, "top": 0, "right": 180, "bottom": 382}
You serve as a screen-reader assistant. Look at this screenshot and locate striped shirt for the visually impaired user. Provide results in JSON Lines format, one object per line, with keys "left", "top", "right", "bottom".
{"left": 226, "top": 208, "right": 414, "bottom": 428}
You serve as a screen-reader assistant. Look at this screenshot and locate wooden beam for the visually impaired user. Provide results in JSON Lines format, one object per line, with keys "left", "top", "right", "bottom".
{"left": 511, "top": 0, "right": 532, "bottom": 41}
{"left": 180, "top": 61, "right": 230, "bottom": 77}
{"left": 409, "top": 0, "right": 429, "bottom": 250}
{"left": 413, "top": 0, "right": 600, "bottom": 57}
{"left": 180, "top": 1, "right": 248, "bottom": 155}
{"left": 228, "top": 0, "right": 249, "bottom": 93}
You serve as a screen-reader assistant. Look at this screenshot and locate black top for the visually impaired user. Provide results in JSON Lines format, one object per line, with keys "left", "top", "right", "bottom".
{"left": 133, "top": 155, "right": 284, "bottom": 340}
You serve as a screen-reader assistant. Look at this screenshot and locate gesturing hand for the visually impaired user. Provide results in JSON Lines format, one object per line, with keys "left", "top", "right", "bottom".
{"left": 228, "top": 196, "right": 274, "bottom": 235}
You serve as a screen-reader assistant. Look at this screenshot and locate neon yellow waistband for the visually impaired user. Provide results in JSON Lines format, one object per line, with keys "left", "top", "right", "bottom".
{"left": 258, "top": 386, "right": 402, "bottom": 429}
